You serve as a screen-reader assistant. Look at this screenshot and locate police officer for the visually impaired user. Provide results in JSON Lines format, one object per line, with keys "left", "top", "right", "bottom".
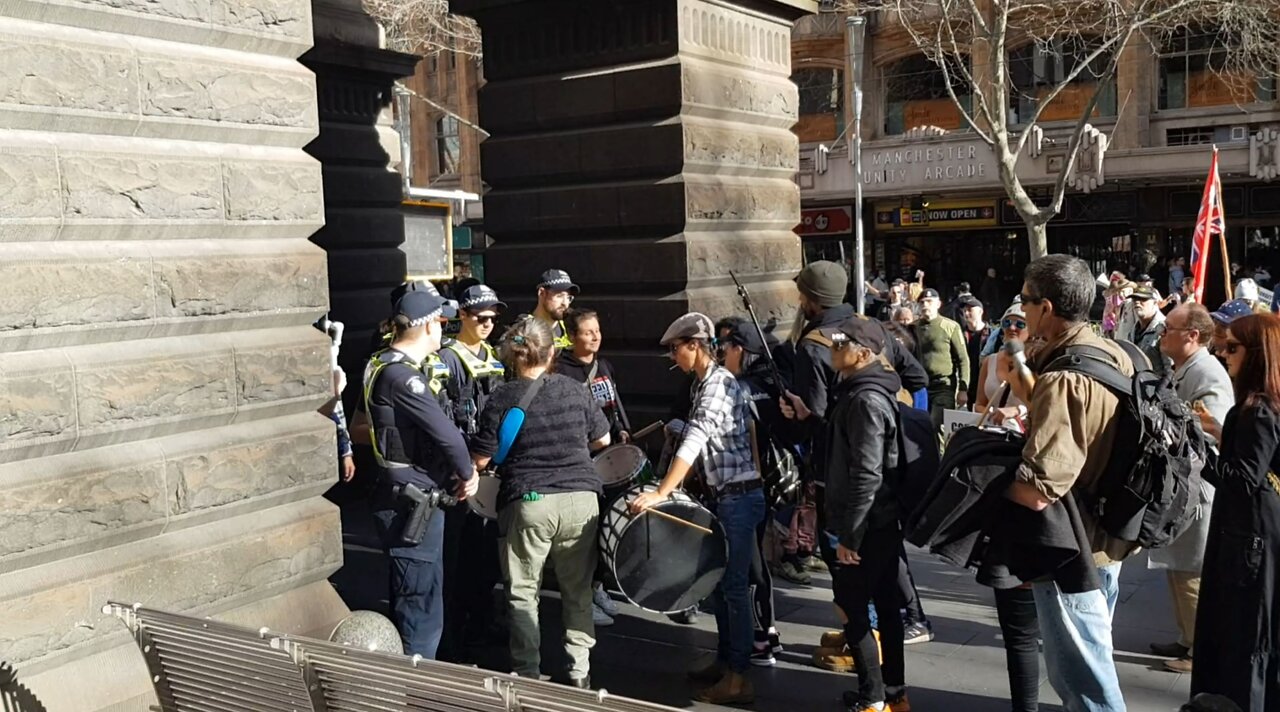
{"left": 363, "top": 290, "right": 478, "bottom": 658}
{"left": 436, "top": 284, "right": 507, "bottom": 661}
{"left": 532, "top": 269, "right": 579, "bottom": 350}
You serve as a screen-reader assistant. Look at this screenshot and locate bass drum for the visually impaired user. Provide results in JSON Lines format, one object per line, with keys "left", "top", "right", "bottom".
{"left": 467, "top": 474, "right": 500, "bottom": 520}
{"left": 598, "top": 483, "right": 726, "bottom": 614}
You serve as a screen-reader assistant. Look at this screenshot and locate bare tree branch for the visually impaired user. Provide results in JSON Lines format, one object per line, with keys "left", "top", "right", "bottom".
{"left": 363, "top": 0, "right": 482, "bottom": 57}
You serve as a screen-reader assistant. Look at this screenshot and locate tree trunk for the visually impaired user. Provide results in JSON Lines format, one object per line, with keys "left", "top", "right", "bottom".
{"left": 1025, "top": 219, "right": 1048, "bottom": 260}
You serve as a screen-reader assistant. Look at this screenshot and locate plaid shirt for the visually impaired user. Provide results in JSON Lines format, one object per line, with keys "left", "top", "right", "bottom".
{"left": 675, "top": 365, "right": 758, "bottom": 489}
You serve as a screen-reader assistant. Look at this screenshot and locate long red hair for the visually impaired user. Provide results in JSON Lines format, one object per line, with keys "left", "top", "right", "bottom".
{"left": 1228, "top": 314, "right": 1280, "bottom": 410}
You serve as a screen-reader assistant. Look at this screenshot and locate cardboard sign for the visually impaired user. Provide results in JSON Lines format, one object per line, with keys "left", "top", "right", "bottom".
{"left": 943, "top": 409, "right": 983, "bottom": 438}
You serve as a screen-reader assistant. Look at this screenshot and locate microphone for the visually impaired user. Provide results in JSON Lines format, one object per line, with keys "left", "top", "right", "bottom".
{"left": 1002, "top": 339, "right": 1034, "bottom": 381}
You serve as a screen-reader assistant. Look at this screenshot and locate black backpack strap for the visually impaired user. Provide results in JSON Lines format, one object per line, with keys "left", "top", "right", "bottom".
{"left": 1109, "top": 339, "right": 1150, "bottom": 372}
{"left": 518, "top": 375, "right": 546, "bottom": 411}
{"left": 1043, "top": 345, "right": 1132, "bottom": 397}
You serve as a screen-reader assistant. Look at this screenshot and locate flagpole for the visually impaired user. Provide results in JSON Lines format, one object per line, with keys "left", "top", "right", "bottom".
{"left": 1219, "top": 232, "right": 1234, "bottom": 301}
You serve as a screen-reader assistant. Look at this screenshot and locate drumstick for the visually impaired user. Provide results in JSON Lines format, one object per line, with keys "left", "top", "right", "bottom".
{"left": 631, "top": 420, "right": 664, "bottom": 440}
{"left": 642, "top": 507, "right": 714, "bottom": 535}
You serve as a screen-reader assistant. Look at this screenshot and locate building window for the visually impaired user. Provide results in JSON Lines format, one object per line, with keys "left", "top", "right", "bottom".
{"left": 883, "top": 55, "right": 969, "bottom": 135}
{"left": 449, "top": 51, "right": 457, "bottom": 70}
{"left": 792, "top": 67, "right": 844, "bottom": 143}
{"left": 1159, "top": 27, "right": 1276, "bottom": 110}
{"left": 435, "top": 116, "right": 460, "bottom": 176}
{"left": 428, "top": 55, "right": 438, "bottom": 73}
{"left": 1008, "top": 37, "right": 1116, "bottom": 124}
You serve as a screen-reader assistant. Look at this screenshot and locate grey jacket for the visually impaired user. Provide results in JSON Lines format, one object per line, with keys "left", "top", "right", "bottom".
{"left": 1149, "top": 347, "right": 1235, "bottom": 573}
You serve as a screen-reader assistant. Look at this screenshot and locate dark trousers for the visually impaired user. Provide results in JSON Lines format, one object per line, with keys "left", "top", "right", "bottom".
{"left": 831, "top": 527, "right": 906, "bottom": 704}
{"left": 898, "top": 544, "right": 927, "bottom": 626}
{"left": 373, "top": 489, "right": 448, "bottom": 659}
{"left": 995, "top": 586, "right": 1041, "bottom": 712}
{"left": 750, "top": 518, "right": 775, "bottom": 637}
{"left": 927, "top": 384, "right": 957, "bottom": 431}
{"left": 440, "top": 504, "right": 501, "bottom": 662}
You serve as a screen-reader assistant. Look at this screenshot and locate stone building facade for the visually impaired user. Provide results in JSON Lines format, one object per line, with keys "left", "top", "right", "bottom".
{"left": 794, "top": 8, "right": 1280, "bottom": 304}
{"left": 0, "top": 0, "right": 417, "bottom": 708}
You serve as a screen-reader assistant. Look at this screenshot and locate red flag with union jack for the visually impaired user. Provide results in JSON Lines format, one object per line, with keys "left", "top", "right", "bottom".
{"left": 1190, "top": 148, "right": 1224, "bottom": 304}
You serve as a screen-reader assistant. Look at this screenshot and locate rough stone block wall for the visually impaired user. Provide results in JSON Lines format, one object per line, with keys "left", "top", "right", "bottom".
{"left": 455, "top": 0, "right": 812, "bottom": 420}
{"left": 0, "top": 1, "right": 346, "bottom": 709}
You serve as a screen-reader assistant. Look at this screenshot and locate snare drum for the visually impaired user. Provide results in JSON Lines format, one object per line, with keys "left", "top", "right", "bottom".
{"left": 467, "top": 475, "right": 500, "bottom": 520}
{"left": 598, "top": 483, "right": 726, "bottom": 614}
{"left": 592, "top": 444, "right": 654, "bottom": 498}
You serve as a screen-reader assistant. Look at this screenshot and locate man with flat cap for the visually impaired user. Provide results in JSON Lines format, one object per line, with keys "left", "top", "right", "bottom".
{"left": 362, "top": 290, "right": 479, "bottom": 659}
{"left": 532, "top": 269, "right": 580, "bottom": 350}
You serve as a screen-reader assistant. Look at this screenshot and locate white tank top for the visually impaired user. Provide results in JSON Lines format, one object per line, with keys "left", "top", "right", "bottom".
{"left": 983, "top": 353, "right": 1026, "bottom": 409}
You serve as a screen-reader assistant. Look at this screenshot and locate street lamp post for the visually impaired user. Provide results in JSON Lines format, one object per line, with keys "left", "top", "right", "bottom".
{"left": 847, "top": 15, "right": 866, "bottom": 314}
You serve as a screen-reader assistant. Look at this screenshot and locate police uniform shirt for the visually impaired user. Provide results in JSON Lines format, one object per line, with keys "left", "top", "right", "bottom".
{"left": 438, "top": 341, "right": 504, "bottom": 435}
{"left": 364, "top": 348, "right": 472, "bottom": 491}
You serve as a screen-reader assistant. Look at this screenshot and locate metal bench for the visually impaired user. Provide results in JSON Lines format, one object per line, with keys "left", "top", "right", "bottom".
{"left": 105, "top": 602, "right": 678, "bottom": 712}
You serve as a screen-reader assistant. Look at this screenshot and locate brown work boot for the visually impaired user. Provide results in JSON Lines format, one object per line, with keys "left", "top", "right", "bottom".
{"left": 1164, "top": 656, "right": 1193, "bottom": 674}
{"left": 687, "top": 658, "right": 726, "bottom": 684}
{"left": 888, "top": 691, "right": 912, "bottom": 712}
{"left": 694, "top": 671, "right": 755, "bottom": 706}
{"left": 819, "top": 630, "right": 845, "bottom": 648}
{"left": 812, "top": 645, "right": 855, "bottom": 673}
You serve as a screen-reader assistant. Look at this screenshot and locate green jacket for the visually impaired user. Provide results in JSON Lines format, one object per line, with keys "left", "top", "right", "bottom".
{"left": 912, "top": 316, "right": 970, "bottom": 391}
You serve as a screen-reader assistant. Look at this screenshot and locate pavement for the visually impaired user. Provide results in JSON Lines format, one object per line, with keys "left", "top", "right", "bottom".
{"left": 328, "top": 487, "right": 1192, "bottom": 712}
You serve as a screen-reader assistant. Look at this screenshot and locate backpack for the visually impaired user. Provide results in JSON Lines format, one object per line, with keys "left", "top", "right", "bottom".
{"left": 1042, "top": 341, "right": 1207, "bottom": 549}
{"left": 845, "top": 383, "right": 938, "bottom": 516}
{"left": 744, "top": 388, "right": 803, "bottom": 508}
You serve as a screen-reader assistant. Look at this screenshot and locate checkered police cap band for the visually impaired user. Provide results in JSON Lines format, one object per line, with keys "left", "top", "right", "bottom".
{"left": 540, "top": 276, "right": 573, "bottom": 288}
{"left": 408, "top": 310, "right": 442, "bottom": 327}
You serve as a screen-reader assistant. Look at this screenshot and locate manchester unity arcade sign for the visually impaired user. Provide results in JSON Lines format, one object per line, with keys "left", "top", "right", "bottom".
{"left": 863, "top": 142, "right": 994, "bottom": 185}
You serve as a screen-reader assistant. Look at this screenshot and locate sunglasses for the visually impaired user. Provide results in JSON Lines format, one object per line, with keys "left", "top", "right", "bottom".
{"left": 1223, "top": 340, "right": 1246, "bottom": 356}
{"left": 1020, "top": 293, "right": 1045, "bottom": 305}
{"left": 1001, "top": 318, "right": 1027, "bottom": 330}
{"left": 470, "top": 314, "right": 496, "bottom": 325}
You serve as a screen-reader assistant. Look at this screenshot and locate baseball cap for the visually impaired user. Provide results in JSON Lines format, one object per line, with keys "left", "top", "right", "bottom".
{"left": 1002, "top": 303, "right": 1026, "bottom": 321}
{"left": 459, "top": 284, "right": 506, "bottom": 312}
{"left": 1236, "top": 278, "right": 1260, "bottom": 302}
{"left": 920, "top": 288, "right": 941, "bottom": 301}
{"left": 818, "top": 316, "right": 886, "bottom": 352}
{"left": 390, "top": 280, "right": 457, "bottom": 319}
{"left": 795, "top": 261, "right": 848, "bottom": 308}
{"left": 958, "top": 295, "right": 983, "bottom": 309}
{"left": 1135, "top": 273, "right": 1153, "bottom": 284}
{"left": 1129, "top": 285, "right": 1160, "bottom": 301}
{"left": 538, "top": 269, "right": 580, "bottom": 295}
{"left": 1211, "top": 299, "right": 1254, "bottom": 325}
{"left": 395, "top": 290, "right": 446, "bottom": 327}
{"left": 660, "top": 312, "right": 715, "bottom": 346}
{"left": 722, "top": 319, "right": 769, "bottom": 355}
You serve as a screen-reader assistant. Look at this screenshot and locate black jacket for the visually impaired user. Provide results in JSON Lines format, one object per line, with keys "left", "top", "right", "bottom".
{"left": 794, "top": 304, "right": 928, "bottom": 422}
{"left": 824, "top": 361, "right": 902, "bottom": 552}
{"left": 555, "top": 350, "right": 631, "bottom": 440}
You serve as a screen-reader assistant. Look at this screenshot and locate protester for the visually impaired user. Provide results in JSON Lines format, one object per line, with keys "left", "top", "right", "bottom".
{"left": 633, "top": 313, "right": 764, "bottom": 705}
{"left": 816, "top": 317, "right": 909, "bottom": 712}
{"left": 1234, "top": 278, "right": 1271, "bottom": 315}
{"left": 1128, "top": 285, "right": 1170, "bottom": 374}
{"left": 942, "top": 282, "right": 975, "bottom": 323}
{"left": 913, "top": 288, "right": 971, "bottom": 428}
{"left": 556, "top": 308, "right": 632, "bottom": 444}
{"left": 1149, "top": 303, "right": 1234, "bottom": 674}
{"left": 1191, "top": 313, "right": 1280, "bottom": 711}
{"left": 1169, "top": 257, "right": 1187, "bottom": 297}
{"left": 974, "top": 303, "right": 1029, "bottom": 421}
{"left": 1210, "top": 300, "right": 1255, "bottom": 358}
{"left": 471, "top": 316, "right": 612, "bottom": 688}
{"left": 994, "top": 254, "right": 1135, "bottom": 712}
{"left": 718, "top": 317, "right": 798, "bottom": 667}
{"left": 959, "top": 296, "right": 991, "bottom": 407}
{"left": 892, "top": 306, "right": 916, "bottom": 328}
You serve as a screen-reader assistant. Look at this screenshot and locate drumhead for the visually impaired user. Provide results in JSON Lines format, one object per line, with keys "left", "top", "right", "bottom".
{"left": 593, "top": 445, "right": 647, "bottom": 486}
{"left": 605, "top": 488, "right": 726, "bottom": 614}
{"left": 467, "top": 475, "right": 500, "bottom": 520}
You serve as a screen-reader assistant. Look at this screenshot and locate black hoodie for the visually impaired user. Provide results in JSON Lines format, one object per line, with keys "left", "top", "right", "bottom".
{"left": 555, "top": 350, "right": 631, "bottom": 440}
{"left": 825, "top": 359, "right": 903, "bottom": 552}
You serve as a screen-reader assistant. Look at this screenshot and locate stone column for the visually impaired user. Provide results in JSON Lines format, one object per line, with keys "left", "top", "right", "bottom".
{"left": 452, "top": 0, "right": 815, "bottom": 420}
{"left": 1112, "top": 32, "right": 1154, "bottom": 150}
{"left": 302, "top": 0, "right": 422, "bottom": 395}
{"left": 0, "top": 1, "right": 346, "bottom": 709}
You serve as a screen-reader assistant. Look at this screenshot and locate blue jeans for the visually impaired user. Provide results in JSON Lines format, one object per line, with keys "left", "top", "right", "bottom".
{"left": 712, "top": 489, "right": 766, "bottom": 673}
{"left": 1032, "top": 562, "right": 1126, "bottom": 712}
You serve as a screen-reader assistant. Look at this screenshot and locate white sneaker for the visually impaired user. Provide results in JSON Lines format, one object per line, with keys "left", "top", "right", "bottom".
{"left": 592, "top": 603, "right": 615, "bottom": 627}
{"left": 593, "top": 585, "right": 619, "bottom": 618}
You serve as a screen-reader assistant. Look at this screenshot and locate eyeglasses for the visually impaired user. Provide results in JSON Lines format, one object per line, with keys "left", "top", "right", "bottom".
{"left": 1001, "top": 318, "right": 1027, "bottom": 330}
